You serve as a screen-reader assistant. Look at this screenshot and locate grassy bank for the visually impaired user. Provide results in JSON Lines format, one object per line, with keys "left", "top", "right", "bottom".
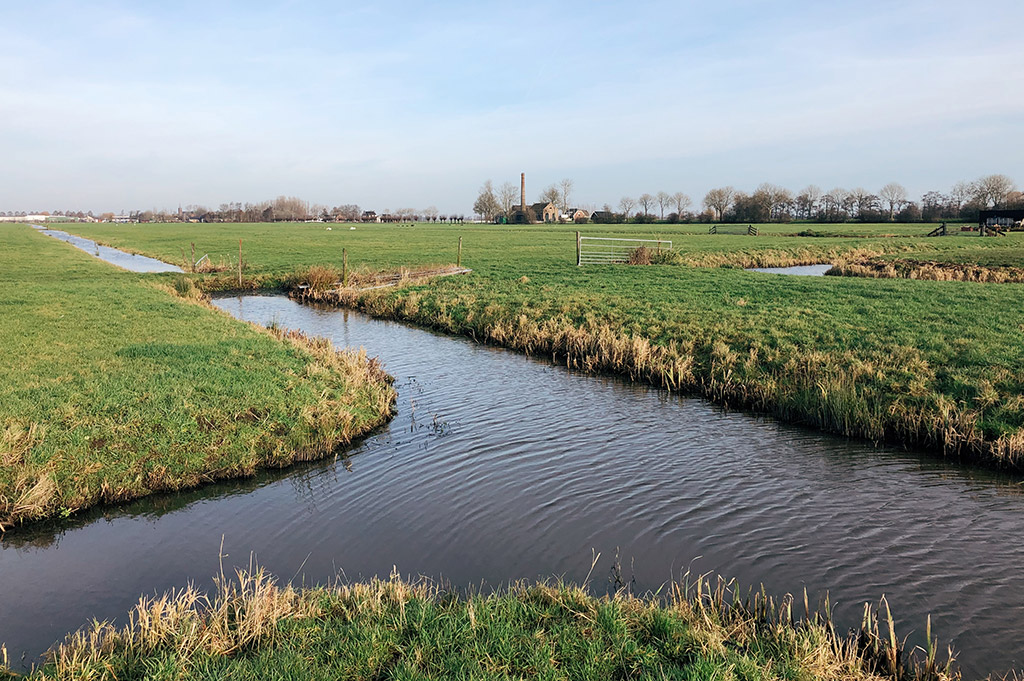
{"left": 0, "top": 225, "right": 395, "bottom": 530}
{"left": 56, "top": 222, "right": 1024, "bottom": 470}
{"left": 1, "top": 567, "right": 957, "bottom": 680}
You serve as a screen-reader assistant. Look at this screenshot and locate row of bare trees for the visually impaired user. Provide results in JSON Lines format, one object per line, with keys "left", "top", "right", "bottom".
{"left": 697, "top": 175, "right": 1018, "bottom": 224}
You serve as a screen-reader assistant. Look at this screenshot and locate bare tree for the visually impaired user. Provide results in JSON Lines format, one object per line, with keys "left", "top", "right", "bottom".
{"left": 752, "top": 183, "right": 792, "bottom": 222}
{"left": 637, "top": 193, "right": 655, "bottom": 217}
{"left": 558, "top": 178, "right": 574, "bottom": 215}
{"left": 497, "top": 181, "right": 519, "bottom": 217}
{"left": 702, "top": 186, "right": 735, "bottom": 221}
{"left": 822, "top": 187, "right": 849, "bottom": 222}
{"left": 655, "top": 191, "right": 671, "bottom": 219}
{"left": 671, "top": 192, "right": 691, "bottom": 218}
{"left": 973, "top": 174, "right": 1016, "bottom": 208}
{"left": 539, "top": 184, "right": 560, "bottom": 207}
{"left": 949, "top": 180, "right": 973, "bottom": 217}
{"left": 795, "top": 185, "right": 821, "bottom": 220}
{"left": 879, "top": 182, "right": 908, "bottom": 221}
{"left": 473, "top": 181, "right": 499, "bottom": 221}
{"left": 423, "top": 205, "right": 439, "bottom": 222}
{"left": 618, "top": 196, "right": 635, "bottom": 219}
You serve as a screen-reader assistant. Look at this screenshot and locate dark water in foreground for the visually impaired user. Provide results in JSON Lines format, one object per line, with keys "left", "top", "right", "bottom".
{"left": 3, "top": 294, "right": 1023, "bottom": 677}
{"left": 31, "top": 225, "right": 183, "bottom": 273}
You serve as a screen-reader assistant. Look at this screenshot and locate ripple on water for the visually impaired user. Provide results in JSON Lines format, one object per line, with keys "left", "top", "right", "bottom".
{"left": 1, "top": 294, "right": 1022, "bottom": 677}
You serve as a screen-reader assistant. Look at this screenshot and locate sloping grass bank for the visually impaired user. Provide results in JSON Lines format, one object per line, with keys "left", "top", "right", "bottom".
{"left": 1, "top": 567, "right": 957, "bottom": 681}
{"left": 289, "top": 263, "right": 1024, "bottom": 471}
{"left": 0, "top": 226, "right": 395, "bottom": 530}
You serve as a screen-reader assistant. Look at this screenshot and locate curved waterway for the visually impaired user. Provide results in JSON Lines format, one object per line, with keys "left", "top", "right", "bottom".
{"left": 3, "top": 294, "right": 1023, "bottom": 677}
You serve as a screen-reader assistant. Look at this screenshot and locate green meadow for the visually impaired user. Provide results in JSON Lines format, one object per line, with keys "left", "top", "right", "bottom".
{"left": 0, "top": 225, "right": 394, "bottom": 530}
{"left": 61, "top": 220, "right": 1024, "bottom": 470}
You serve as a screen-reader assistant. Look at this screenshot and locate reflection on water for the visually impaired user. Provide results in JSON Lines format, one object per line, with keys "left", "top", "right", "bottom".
{"left": 746, "top": 263, "right": 833, "bottom": 276}
{"left": 3, "top": 294, "right": 1022, "bottom": 678}
{"left": 31, "top": 225, "right": 182, "bottom": 273}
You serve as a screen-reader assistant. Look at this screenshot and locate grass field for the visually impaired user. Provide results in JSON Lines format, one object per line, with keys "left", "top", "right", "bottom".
{"left": 4, "top": 567, "right": 955, "bottom": 681}
{"left": 56, "top": 221, "right": 1024, "bottom": 470}
{"left": 0, "top": 225, "right": 395, "bottom": 530}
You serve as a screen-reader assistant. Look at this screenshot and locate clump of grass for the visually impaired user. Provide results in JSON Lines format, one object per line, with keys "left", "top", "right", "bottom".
{"left": 170, "top": 275, "right": 203, "bottom": 300}
{"left": 286, "top": 264, "right": 341, "bottom": 294}
{"left": 7, "top": 565, "right": 959, "bottom": 681}
{"left": 627, "top": 245, "right": 652, "bottom": 265}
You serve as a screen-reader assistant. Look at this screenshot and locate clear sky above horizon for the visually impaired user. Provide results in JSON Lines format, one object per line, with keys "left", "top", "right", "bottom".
{"left": 2, "top": 0, "right": 1022, "bottom": 214}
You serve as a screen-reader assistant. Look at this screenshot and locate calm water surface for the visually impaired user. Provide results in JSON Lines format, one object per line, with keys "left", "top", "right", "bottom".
{"left": 747, "top": 263, "right": 833, "bottom": 276}
{"left": 32, "top": 225, "right": 182, "bottom": 273}
{"left": 3, "top": 294, "right": 1022, "bottom": 677}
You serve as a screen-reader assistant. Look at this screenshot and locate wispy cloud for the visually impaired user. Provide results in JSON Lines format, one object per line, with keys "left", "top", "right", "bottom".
{"left": 1, "top": 0, "right": 1022, "bottom": 211}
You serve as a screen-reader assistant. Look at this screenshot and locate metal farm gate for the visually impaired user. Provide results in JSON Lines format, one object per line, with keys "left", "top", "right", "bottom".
{"left": 576, "top": 235, "right": 672, "bottom": 265}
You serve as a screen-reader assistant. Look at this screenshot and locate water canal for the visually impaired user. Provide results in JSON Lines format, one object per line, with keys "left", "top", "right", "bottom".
{"left": 3, "top": 292, "right": 1023, "bottom": 676}
{"left": 747, "top": 263, "right": 834, "bottom": 276}
{"left": 31, "top": 225, "right": 183, "bottom": 273}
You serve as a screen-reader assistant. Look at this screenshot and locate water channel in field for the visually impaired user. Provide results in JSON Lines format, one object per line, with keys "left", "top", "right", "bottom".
{"left": 3, "top": 290, "right": 1024, "bottom": 677}
{"left": 746, "top": 263, "right": 834, "bottom": 276}
{"left": 31, "top": 224, "right": 183, "bottom": 273}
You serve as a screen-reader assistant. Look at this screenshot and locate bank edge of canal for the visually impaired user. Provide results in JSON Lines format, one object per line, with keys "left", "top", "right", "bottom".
{"left": 0, "top": 225, "right": 396, "bottom": 531}
{"left": 0, "top": 227, "right": 995, "bottom": 679}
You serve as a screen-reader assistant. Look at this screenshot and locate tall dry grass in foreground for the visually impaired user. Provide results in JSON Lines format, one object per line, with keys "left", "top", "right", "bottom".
{"left": 3, "top": 565, "right": 960, "bottom": 680}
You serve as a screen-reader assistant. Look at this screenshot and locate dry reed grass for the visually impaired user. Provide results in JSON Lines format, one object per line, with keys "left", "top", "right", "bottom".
{"left": 285, "top": 263, "right": 469, "bottom": 299}
{"left": 14, "top": 564, "right": 958, "bottom": 680}
{"left": 829, "top": 259, "right": 1024, "bottom": 283}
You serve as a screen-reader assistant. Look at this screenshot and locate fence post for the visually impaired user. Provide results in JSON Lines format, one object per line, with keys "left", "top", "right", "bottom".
{"left": 190, "top": 242, "right": 195, "bottom": 272}
{"left": 237, "top": 239, "right": 242, "bottom": 287}
{"left": 457, "top": 236, "right": 462, "bottom": 267}
{"left": 576, "top": 231, "right": 581, "bottom": 266}
{"left": 343, "top": 248, "right": 348, "bottom": 287}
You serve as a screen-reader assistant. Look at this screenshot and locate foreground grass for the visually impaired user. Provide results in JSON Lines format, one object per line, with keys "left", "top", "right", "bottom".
{"left": 58, "top": 222, "right": 1024, "bottom": 469}
{"left": 1, "top": 567, "right": 957, "bottom": 681}
{"left": 0, "top": 226, "right": 395, "bottom": 530}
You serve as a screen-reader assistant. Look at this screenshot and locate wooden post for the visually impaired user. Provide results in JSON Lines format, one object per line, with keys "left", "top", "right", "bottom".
{"left": 190, "top": 242, "right": 195, "bottom": 272}
{"left": 342, "top": 248, "right": 348, "bottom": 287}
{"left": 237, "top": 239, "right": 242, "bottom": 288}
{"left": 576, "top": 231, "right": 581, "bottom": 266}
{"left": 457, "top": 236, "right": 462, "bottom": 267}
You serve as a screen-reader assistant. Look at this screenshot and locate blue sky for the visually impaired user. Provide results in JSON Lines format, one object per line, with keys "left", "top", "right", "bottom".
{"left": 2, "top": 0, "right": 1022, "bottom": 213}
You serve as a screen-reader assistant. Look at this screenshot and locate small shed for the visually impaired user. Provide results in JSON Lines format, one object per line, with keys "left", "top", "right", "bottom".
{"left": 979, "top": 209, "right": 1024, "bottom": 231}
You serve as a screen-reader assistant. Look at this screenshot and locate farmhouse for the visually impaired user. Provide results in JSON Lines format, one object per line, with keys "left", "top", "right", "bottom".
{"left": 564, "top": 208, "right": 590, "bottom": 223}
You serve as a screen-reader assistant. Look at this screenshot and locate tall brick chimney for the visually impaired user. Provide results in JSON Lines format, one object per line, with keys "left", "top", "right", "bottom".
{"left": 520, "top": 172, "right": 526, "bottom": 212}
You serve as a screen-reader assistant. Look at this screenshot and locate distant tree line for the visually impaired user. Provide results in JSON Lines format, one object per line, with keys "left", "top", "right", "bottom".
{"left": 9, "top": 174, "right": 1018, "bottom": 225}
{"left": 597, "top": 175, "right": 1018, "bottom": 225}
{"left": 473, "top": 174, "right": 1019, "bottom": 224}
